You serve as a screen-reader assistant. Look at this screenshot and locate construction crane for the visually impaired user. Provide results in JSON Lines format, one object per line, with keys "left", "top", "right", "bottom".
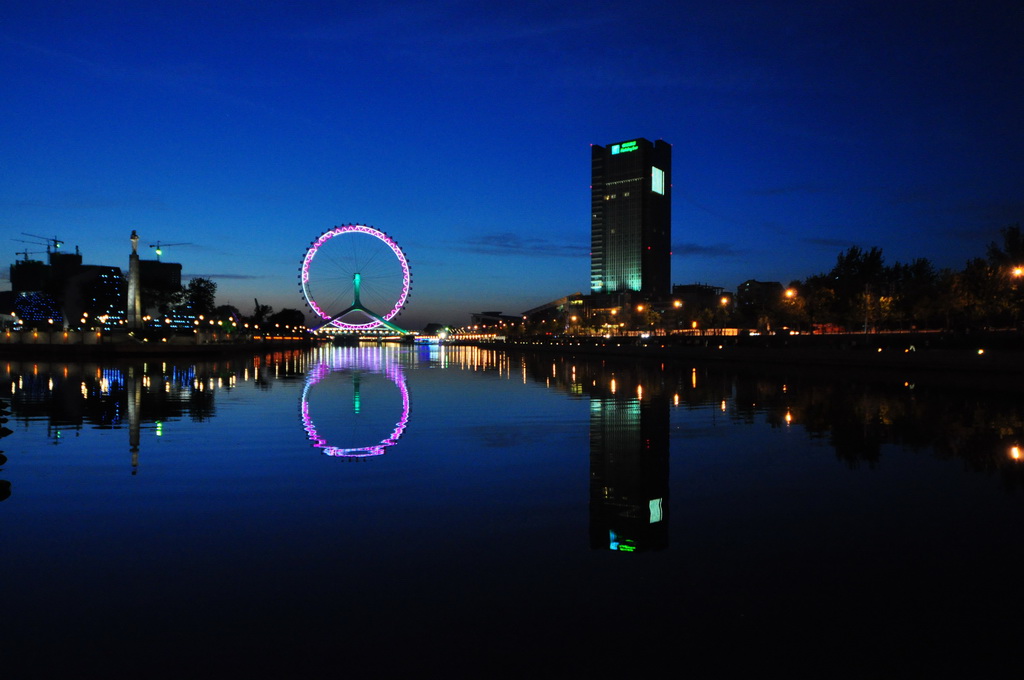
{"left": 19, "top": 233, "right": 64, "bottom": 253}
{"left": 148, "top": 241, "right": 191, "bottom": 262}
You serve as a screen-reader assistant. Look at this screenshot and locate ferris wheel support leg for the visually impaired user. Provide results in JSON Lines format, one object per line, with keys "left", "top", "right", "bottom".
{"left": 314, "top": 304, "right": 358, "bottom": 331}
{"left": 314, "top": 305, "right": 410, "bottom": 335}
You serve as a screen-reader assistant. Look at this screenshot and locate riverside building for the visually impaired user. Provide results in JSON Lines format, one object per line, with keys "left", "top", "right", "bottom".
{"left": 590, "top": 138, "right": 672, "bottom": 299}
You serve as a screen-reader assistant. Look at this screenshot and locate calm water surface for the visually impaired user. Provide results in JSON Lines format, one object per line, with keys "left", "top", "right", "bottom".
{"left": 2, "top": 345, "right": 1024, "bottom": 674}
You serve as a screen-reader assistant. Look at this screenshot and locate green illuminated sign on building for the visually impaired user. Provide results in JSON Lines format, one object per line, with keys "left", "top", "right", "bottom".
{"left": 611, "top": 140, "right": 639, "bottom": 155}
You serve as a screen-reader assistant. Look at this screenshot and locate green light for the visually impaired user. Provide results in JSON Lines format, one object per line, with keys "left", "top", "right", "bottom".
{"left": 611, "top": 140, "right": 639, "bottom": 155}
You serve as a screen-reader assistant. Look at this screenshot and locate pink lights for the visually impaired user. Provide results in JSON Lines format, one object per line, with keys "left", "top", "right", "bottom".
{"left": 301, "top": 347, "right": 411, "bottom": 458}
{"left": 300, "top": 224, "right": 412, "bottom": 331}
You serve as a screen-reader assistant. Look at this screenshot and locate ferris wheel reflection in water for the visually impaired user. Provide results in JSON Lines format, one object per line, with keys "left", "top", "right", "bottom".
{"left": 300, "top": 346, "right": 411, "bottom": 459}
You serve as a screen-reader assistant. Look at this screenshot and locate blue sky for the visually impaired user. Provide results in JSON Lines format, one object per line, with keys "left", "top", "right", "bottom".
{"left": 2, "top": 0, "right": 1022, "bottom": 328}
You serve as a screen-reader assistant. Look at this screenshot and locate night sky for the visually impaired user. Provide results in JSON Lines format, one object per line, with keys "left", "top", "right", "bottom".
{"left": 2, "top": 1, "right": 1022, "bottom": 328}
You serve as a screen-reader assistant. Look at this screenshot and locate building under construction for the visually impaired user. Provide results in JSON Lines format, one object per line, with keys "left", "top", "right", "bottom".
{"left": 3, "top": 237, "right": 182, "bottom": 330}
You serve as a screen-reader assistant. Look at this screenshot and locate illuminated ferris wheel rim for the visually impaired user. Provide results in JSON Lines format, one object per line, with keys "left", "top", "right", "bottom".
{"left": 300, "top": 355, "right": 411, "bottom": 458}
{"left": 300, "top": 224, "right": 412, "bottom": 331}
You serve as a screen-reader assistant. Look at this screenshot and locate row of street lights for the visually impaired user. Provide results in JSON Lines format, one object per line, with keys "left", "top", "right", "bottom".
{"left": 452, "top": 289, "right": 812, "bottom": 338}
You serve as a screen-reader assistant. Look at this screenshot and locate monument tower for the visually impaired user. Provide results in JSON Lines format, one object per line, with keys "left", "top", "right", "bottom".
{"left": 127, "top": 230, "right": 142, "bottom": 329}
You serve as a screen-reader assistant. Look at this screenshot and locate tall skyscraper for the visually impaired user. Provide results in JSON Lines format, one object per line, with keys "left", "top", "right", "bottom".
{"left": 590, "top": 138, "right": 671, "bottom": 297}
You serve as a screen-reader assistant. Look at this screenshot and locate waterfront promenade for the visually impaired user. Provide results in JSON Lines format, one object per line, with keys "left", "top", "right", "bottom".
{"left": 468, "top": 330, "right": 1024, "bottom": 389}
{"left": 0, "top": 328, "right": 318, "bottom": 356}
{"left": 6, "top": 326, "right": 1024, "bottom": 389}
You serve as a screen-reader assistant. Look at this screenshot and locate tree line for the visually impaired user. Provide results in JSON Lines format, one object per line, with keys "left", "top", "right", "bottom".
{"left": 738, "top": 225, "right": 1024, "bottom": 333}
{"left": 531, "top": 224, "right": 1024, "bottom": 335}
{"left": 146, "top": 277, "right": 307, "bottom": 328}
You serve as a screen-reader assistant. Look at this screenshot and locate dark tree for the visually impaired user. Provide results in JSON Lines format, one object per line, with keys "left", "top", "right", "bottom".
{"left": 183, "top": 277, "right": 217, "bottom": 316}
{"left": 214, "top": 304, "right": 241, "bottom": 321}
{"left": 267, "top": 308, "right": 306, "bottom": 327}
{"left": 800, "top": 273, "right": 838, "bottom": 329}
{"left": 251, "top": 300, "right": 273, "bottom": 324}
{"left": 985, "top": 224, "right": 1024, "bottom": 327}
{"left": 887, "top": 258, "right": 939, "bottom": 329}
{"left": 986, "top": 224, "right": 1024, "bottom": 269}
{"left": 142, "top": 285, "right": 184, "bottom": 315}
{"left": 950, "top": 258, "right": 1002, "bottom": 329}
{"left": 798, "top": 246, "right": 887, "bottom": 330}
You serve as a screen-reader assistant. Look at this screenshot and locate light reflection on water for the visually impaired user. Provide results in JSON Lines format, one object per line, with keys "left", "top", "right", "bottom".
{"left": 1, "top": 346, "right": 1024, "bottom": 673}
{"left": 301, "top": 347, "right": 411, "bottom": 458}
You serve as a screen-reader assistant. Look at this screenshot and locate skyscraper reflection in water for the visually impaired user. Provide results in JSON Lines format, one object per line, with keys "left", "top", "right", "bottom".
{"left": 589, "top": 392, "right": 670, "bottom": 553}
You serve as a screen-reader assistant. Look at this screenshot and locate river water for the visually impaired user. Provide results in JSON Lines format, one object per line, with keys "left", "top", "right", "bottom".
{"left": 2, "top": 344, "right": 1023, "bottom": 675}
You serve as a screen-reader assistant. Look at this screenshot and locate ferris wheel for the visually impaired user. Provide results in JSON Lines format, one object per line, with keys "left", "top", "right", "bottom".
{"left": 300, "top": 224, "right": 412, "bottom": 332}
{"left": 301, "top": 346, "right": 411, "bottom": 458}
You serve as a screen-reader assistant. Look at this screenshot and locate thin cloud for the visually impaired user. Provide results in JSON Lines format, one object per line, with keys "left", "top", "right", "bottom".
{"left": 458, "top": 232, "right": 587, "bottom": 258}
{"left": 803, "top": 237, "right": 856, "bottom": 249}
{"left": 185, "top": 272, "right": 265, "bottom": 280}
{"left": 671, "top": 243, "right": 743, "bottom": 258}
